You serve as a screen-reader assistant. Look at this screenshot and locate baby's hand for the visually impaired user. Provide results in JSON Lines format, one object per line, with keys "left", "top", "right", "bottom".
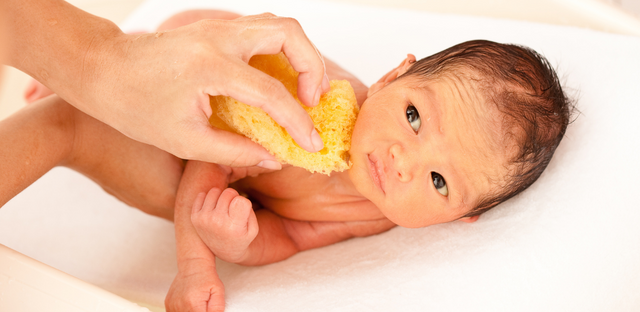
{"left": 165, "top": 258, "right": 226, "bottom": 312}
{"left": 191, "top": 188, "right": 259, "bottom": 263}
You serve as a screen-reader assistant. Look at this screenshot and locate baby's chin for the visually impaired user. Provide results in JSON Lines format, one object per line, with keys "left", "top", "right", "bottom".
{"left": 343, "top": 164, "right": 427, "bottom": 228}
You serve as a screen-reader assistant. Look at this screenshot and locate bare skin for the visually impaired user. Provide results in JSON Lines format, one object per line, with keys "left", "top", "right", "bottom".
{"left": 157, "top": 10, "right": 505, "bottom": 312}
{"left": 1, "top": 5, "right": 183, "bottom": 219}
{"left": 4, "top": 0, "right": 331, "bottom": 168}
{"left": 16, "top": 10, "right": 502, "bottom": 312}
{"left": 0, "top": 95, "right": 183, "bottom": 220}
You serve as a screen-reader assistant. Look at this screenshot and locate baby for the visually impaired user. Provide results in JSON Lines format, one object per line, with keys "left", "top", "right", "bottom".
{"left": 156, "top": 9, "right": 572, "bottom": 311}
{"left": 21, "top": 10, "right": 572, "bottom": 311}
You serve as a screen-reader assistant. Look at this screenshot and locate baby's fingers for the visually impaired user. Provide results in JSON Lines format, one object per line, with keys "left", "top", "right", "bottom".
{"left": 229, "top": 197, "right": 259, "bottom": 243}
{"left": 200, "top": 188, "right": 223, "bottom": 214}
{"left": 192, "top": 188, "right": 223, "bottom": 228}
{"left": 212, "top": 188, "right": 240, "bottom": 218}
{"left": 191, "top": 192, "right": 207, "bottom": 215}
{"left": 246, "top": 205, "right": 259, "bottom": 241}
{"left": 228, "top": 196, "right": 253, "bottom": 232}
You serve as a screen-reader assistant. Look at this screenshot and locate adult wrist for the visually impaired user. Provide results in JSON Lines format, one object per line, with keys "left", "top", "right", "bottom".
{"left": 4, "top": 0, "right": 123, "bottom": 109}
{"left": 66, "top": 21, "right": 125, "bottom": 114}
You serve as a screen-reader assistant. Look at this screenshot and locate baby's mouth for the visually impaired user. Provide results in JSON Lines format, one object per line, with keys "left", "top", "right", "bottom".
{"left": 367, "top": 154, "right": 386, "bottom": 195}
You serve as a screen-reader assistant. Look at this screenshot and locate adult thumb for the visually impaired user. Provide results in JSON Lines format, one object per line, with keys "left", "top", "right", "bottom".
{"left": 187, "top": 124, "right": 281, "bottom": 170}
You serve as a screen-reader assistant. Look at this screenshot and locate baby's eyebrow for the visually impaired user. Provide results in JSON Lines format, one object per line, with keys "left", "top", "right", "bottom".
{"left": 415, "top": 83, "right": 442, "bottom": 131}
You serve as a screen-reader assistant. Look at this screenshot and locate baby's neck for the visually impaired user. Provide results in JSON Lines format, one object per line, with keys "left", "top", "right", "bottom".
{"left": 327, "top": 169, "right": 367, "bottom": 199}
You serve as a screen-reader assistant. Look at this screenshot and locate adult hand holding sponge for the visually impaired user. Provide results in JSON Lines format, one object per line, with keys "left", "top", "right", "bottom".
{"left": 210, "top": 53, "right": 359, "bottom": 175}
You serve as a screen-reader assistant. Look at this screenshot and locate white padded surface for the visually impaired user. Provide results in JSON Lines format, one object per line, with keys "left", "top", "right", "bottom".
{"left": 2, "top": 0, "right": 640, "bottom": 310}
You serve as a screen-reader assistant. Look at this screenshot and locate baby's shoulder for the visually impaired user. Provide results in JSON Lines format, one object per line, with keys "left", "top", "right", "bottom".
{"left": 233, "top": 168, "right": 385, "bottom": 222}
{"left": 232, "top": 165, "right": 328, "bottom": 198}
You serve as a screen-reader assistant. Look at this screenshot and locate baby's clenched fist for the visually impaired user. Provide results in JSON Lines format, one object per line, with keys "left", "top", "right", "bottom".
{"left": 191, "top": 188, "right": 259, "bottom": 263}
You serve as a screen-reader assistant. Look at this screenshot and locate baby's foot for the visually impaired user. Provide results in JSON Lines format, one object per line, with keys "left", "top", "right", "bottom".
{"left": 191, "top": 188, "right": 259, "bottom": 263}
{"left": 24, "top": 79, "right": 54, "bottom": 104}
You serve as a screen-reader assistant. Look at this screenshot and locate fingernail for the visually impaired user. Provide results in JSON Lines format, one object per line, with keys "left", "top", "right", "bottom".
{"left": 311, "top": 128, "right": 324, "bottom": 152}
{"left": 257, "top": 160, "right": 282, "bottom": 170}
{"left": 322, "top": 73, "right": 330, "bottom": 92}
{"left": 313, "top": 85, "right": 322, "bottom": 107}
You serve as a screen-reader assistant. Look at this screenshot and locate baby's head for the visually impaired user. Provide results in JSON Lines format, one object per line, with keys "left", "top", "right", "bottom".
{"left": 348, "top": 40, "right": 572, "bottom": 228}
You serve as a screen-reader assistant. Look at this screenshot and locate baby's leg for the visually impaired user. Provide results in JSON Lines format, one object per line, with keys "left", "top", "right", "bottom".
{"left": 66, "top": 104, "right": 184, "bottom": 220}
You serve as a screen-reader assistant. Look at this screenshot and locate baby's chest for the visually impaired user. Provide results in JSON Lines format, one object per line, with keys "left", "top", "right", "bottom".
{"left": 232, "top": 169, "right": 383, "bottom": 222}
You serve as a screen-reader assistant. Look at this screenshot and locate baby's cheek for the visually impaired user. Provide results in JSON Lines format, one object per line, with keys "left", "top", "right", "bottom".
{"left": 349, "top": 113, "right": 372, "bottom": 149}
{"left": 388, "top": 187, "right": 442, "bottom": 228}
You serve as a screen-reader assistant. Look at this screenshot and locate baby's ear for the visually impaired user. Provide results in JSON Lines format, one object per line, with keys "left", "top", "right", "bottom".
{"left": 459, "top": 215, "right": 480, "bottom": 223}
{"left": 367, "top": 54, "right": 417, "bottom": 98}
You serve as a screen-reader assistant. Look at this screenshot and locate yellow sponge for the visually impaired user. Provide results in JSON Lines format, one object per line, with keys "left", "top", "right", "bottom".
{"left": 209, "top": 53, "right": 358, "bottom": 175}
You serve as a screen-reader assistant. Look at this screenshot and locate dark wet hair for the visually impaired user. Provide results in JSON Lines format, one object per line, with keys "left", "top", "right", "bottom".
{"left": 399, "top": 40, "right": 574, "bottom": 216}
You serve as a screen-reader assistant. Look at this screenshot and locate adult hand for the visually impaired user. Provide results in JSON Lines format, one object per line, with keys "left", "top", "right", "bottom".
{"left": 95, "top": 13, "right": 329, "bottom": 169}
{"left": 5, "top": 1, "right": 329, "bottom": 169}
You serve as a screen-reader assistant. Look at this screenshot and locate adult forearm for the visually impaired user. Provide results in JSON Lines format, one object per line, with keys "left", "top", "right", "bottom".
{"left": 4, "top": 0, "right": 121, "bottom": 108}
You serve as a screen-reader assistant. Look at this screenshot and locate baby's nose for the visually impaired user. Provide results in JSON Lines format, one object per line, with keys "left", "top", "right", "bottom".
{"left": 389, "top": 143, "right": 413, "bottom": 183}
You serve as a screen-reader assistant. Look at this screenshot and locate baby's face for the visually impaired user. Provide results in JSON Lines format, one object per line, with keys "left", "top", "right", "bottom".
{"left": 348, "top": 74, "right": 506, "bottom": 228}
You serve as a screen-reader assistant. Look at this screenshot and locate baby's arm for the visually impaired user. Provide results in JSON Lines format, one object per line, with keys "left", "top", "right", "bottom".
{"left": 166, "top": 161, "right": 230, "bottom": 312}
{"left": 191, "top": 186, "right": 395, "bottom": 266}
{"left": 234, "top": 210, "right": 395, "bottom": 266}
{"left": 191, "top": 187, "right": 258, "bottom": 263}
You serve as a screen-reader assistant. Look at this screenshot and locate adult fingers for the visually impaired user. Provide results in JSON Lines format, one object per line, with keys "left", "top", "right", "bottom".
{"left": 295, "top": 41, "right": 330, "bottom": 110}
{"left": 185, "top": 122, "right": 282, "bottom": 169}
{"left": 234, "top": 14, "right": 329, "bottom": 108}
{"left": 222, "top": 61, "right": 323, "bottom": 153}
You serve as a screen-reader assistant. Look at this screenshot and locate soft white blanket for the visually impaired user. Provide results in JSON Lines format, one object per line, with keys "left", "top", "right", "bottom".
{"left": 1, "top": 0, "right": 640, "bottom": 311}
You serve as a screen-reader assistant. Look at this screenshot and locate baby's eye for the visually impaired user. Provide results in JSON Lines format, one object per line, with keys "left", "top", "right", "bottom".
{"left": 431, "top": 172, "right": 448, "bottom": 196}
{"left": 406, "top": 105, "right": 421, "bottom": 133}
